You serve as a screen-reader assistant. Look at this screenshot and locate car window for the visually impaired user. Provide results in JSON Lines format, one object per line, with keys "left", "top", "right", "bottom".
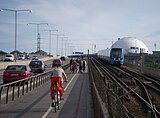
{"left": 6, "top": 65, "right": 26, "bottom": 71}
{"left": 30, "top": 61, "right": 42, "bottom": 65}
{"left": 6, "top": 55, "right": 12, "bottom": 57}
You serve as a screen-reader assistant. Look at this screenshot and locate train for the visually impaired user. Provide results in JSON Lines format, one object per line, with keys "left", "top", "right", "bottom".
{"left": 97, "top": 48, "right": 124, "bottom": 66}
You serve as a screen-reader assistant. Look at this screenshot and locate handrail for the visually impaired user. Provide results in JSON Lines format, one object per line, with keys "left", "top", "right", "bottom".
{"left": 0, "top": 63, "right": 69, "bottom": 105}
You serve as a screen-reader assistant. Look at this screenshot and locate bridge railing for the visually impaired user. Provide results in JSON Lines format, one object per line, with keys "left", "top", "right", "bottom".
{"left": 0, "top": 63, "right": 69, "bottom": 105}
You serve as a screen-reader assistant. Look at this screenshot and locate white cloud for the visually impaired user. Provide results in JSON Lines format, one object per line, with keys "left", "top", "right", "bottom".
{"left": 1, "top": 0, "right": 160, "bottom": 54}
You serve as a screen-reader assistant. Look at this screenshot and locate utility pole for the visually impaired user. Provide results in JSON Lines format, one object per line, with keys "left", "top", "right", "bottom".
{"left": 61, "top": 37, "right": 68, "bottom": 56}
{"left": 0, "top": 8, "right": 32, "bottom": 62}
{"left": 64, "top": 40, "right": 67, "bottom": 56}
{"left": 28, "top": 23, "right": 48, "bottom": 52}
{"left": 43, "top": 29, "right": 58, "bottom": 55}
{"left": 52, "top": 34, "right": 64, "bottom": 56}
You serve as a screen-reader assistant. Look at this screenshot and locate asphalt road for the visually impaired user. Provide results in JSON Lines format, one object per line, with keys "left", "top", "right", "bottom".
{"left": 0, "top": 58, "right": 68, "bottom": 84}
{"left": 0, "top": 65, "right": 94, "bottom": 118}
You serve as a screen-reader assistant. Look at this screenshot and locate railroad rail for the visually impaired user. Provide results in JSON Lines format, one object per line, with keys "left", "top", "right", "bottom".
{"left": 90, "top": 57, "right": 160, "bottom": 118}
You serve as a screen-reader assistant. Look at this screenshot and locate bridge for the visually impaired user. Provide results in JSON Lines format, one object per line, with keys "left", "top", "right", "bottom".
{"left": 0, "top": 57, "right": 96, "bottom": 118}
{"left": 0, "top": 55, "right": 160, "bottom": 118}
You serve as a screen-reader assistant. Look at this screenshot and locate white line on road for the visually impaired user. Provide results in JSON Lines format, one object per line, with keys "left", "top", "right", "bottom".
{"left": 42, "top": 73, "right": 77, "bottom": 118}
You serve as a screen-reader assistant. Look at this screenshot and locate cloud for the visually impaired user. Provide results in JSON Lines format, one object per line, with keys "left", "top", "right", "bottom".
{"left": 1, "top": 0, "right": 160, "bottom": 53}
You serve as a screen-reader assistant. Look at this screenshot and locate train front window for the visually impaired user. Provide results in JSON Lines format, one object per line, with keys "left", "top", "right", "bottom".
{"left": 112, "top": 49, "right": 122, "bottom": 58}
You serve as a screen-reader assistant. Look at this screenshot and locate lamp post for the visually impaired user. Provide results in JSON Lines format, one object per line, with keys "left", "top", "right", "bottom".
{"left": 28, "top": 23, "right": 48, "bottom": 52}
{"left": 64, "top": 40, "right": 68, "bottom": 56}
{"left": 61, "top": 37, "right": 68, "bottom": 56}
{"left": 43, "top": 29, "right": 58, "bottom": 55}
{"left": 52, "top": 34, "right": 64, "bottom": 56}
{"left": 0, "top": 9, "right": 32, "bottom": 51}
{"left": 67, "top": 43, "right": 72, "bottom": 56}
{"left": 0, "top": 8, "right": 32, "bottom": 61}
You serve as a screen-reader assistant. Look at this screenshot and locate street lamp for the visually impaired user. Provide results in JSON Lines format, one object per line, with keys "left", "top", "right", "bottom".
{"left": 61, "top": 37, "right": 68, "bottom": 56}
{"left": 64, "top": 40, "right": 68, "bottom": 56}
{"left": 67, "top": 43, "right": 72, "bottom": 56}
{"left": 28, "top": 23, "right": 48, "bottom": 52}
{"left": 52, "top": 34, "right": 64, "bottom": 56}
{"left": 0, "top": 8, "right": 32, "bottom": 53}
{"left": 42, "top": 29, "right": 58, "bottom": 55}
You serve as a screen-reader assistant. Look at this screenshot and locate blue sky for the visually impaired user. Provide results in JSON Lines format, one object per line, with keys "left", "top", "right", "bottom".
{"left": 0, "top": 0, "right": 160, "bottom": 55}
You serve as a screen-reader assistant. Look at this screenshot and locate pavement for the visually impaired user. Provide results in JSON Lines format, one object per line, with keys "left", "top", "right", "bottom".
{"left": 0, "top": 66, "right": 95, "bottom": 118}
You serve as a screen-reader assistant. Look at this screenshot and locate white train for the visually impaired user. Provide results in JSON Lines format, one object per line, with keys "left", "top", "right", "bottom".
{"left": 97, "top": 48, "right": 124, "bottom": 66}
{"left": 97, "top": 48, "right": 110, "bottom": 61}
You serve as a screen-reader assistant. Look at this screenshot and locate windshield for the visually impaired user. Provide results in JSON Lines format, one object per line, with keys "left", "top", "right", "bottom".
{"left": 6, "top": 65, "right": 26, "bottom": 71}
{"left": 6, "top": 55, "right": 12, "bottom": 57}
{"left": 29, "top": 61, "right": 42, "bottom": 66}
{"left": 111, "top": 49, "right": 122, "bottom": 58}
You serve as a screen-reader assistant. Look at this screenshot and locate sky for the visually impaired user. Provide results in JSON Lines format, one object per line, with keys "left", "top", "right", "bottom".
{"left": 0, "top": 0, "right": 160, "bottom": 56}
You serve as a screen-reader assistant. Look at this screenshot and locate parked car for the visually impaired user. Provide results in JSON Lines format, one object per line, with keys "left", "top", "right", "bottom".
{"left": 52, "top": 58, "right": 62, "bottom": 67}
{"left": 4, "top": 54, "right": 14, "bottom": 61}
{"left": 3, "top": 65, "right": 33, "bottom": 84}
{"left": 31, "top": 56, "right": 38, "bottom": 60}
{"left": 18, "top": 54, "right": 25, "bottom": 60}
{"left": 29, "top": 60, "right": 46, "bottom": 73}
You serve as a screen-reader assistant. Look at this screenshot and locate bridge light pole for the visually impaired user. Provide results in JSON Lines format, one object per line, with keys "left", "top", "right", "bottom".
{"left": 61, "top": 37, "right": 68, "bottom": 56}
{"left": 52, "top": 34, "right": 64, "bottom": 56}
{"left": 0, "top": 9, "right": 32, "bottom": 51}
{"left": 42, "top": 29, "right": 58, "bottom": 55}
{"left": 0, "top": 8, "right": 32, "bottom": 61}
{"left": 28, "top": 23, "right": 48, "bottom": 52}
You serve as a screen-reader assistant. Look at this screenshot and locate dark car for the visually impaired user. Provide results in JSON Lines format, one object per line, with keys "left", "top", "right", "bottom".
{"left": 52, "top": 59, "right": 62, "bottom": 67}
{"left": 29, "top": 60, "right": 46, "bottom": 73}
{"left": 3, "top": 65, "right": 33, "bottom": 84}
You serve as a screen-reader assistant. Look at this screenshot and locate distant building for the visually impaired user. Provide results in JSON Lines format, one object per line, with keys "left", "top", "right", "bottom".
{"left": 35, "top": 50, "right": 48, "bottom": 56}
{"left": 0, "top": 50, "right": 8, "bottom": 61}
{"left": 73, "top": 52, "right": 84, "bottom": 55}
{"left": 112, "top": 37, "right": 149, "bottom": 54}
{"left": 10, "top": 50, "right": 22, "bottom": 55}
{"left": 29, "top": 50, "right": 48, "bottom": 58}
{"left": 152, "top": 51, "right": 160, "bottom": 55}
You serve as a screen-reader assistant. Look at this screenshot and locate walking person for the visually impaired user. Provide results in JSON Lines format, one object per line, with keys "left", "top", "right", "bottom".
{"left": 79, "top": 59, "right": 83, "bottom": 73}
{"left": 82, "top": 59, "right": 87, "bottom": 72}
{"left": 70, "top": 58, "right": 73, "bottom": 71}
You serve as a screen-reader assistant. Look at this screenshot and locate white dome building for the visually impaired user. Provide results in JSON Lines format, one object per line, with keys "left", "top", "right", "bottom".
{"left": 112, "top": 37, "right": 149, "bottom": 54}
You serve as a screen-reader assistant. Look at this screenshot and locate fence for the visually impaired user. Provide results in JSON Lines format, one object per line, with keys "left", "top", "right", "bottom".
{"left": 0, "top": 63, "right": 69, "bottom": 105}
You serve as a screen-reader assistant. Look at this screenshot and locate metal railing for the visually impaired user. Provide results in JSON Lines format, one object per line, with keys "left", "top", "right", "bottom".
{"left": 0, "top": 63, "right": 69, "bottom": 105}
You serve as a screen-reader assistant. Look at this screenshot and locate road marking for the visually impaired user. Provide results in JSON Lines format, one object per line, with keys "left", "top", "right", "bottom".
{"left": 42, "top": 73, "right": 77, "bottom": 118}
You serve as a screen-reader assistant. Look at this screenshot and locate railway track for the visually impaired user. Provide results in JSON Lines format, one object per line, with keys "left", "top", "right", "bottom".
{"left": 91, "top": 57, "right": 160, "bottom": 118}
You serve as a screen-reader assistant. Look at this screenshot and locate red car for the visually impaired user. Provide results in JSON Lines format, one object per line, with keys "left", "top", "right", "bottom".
{"left": 52, "top": 59, "right": 62, "bottom": 67}
{"left": 3, "top": 65, "right": 33, "bottom": 84}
